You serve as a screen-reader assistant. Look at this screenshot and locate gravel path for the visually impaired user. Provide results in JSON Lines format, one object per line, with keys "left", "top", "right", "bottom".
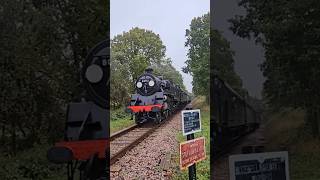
{"left": 212, "top": 125, "right": 266, "bottom": 179}
{"left": 110, "top": 112, "right": 182, "bottom": 180}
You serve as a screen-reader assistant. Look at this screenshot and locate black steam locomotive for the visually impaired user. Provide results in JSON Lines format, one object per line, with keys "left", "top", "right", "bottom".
{"left": 47, "top": 40, "right": 109, "bottom": 180}
{"left": 126, "top": 67, "right": 191, "bottom": 124}
{"left": 212, "top": 75, "right": 261, "bottom": 153}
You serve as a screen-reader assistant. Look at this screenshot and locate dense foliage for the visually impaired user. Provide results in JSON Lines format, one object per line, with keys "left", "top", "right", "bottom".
{"left": 0, "top": 0, "right": 108, "bottom": 178}
{"left": 229, "top": 0, "right": 320, "bottom": 136}
{"left": 111, "top": 27, "right": 185, "bottom": 108}
{"left": 184, "top": 13, "right": 245, "bottom": 97}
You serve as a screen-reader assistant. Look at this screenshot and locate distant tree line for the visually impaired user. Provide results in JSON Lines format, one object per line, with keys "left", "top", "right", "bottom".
{"left": 111, "top": 14, "right": 248, "bottom": 109}
{"left": 110, "top": 27, "right": 185, "bottom": 109}
{"left": 0, "top": 0, "right": 108, "bottom": 179}
{"left": 229, "top": 0, "right": 320, "bottom": 136}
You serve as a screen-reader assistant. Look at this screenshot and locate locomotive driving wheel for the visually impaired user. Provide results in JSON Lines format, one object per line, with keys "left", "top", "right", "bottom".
{"left": 135, "top": 113, "right": 144, "bottom": 125}
{"left": 162, "top": 110, "right": 169, "bottom": 120}
{"left": 154, "top": 112, "right": 162, "bottom": 124}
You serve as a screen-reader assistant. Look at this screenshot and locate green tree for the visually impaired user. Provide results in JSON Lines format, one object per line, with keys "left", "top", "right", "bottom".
{"left": 0, "top": 0, "right": 108, "bottom": 178}
{"left": 111, "top": 27, "right": 166, "bottom": 83}
{"left": 211, "top": 28, "right": 246, "bottom": 96}
{"left": 229, "top": 0, "right": 320, "bottom": 136}
{"left": 1, "top": 0, "right": 66, "bottom": 153}
{"left": 0, "top": 0, "right": 108, "bottom": 154}
{"left": 111, "top": 27, "right": 185, "bottom": 108}
{"left": 184, "top": 13, "right": 245, "bottom": 97}
{"left": 110, "top": 50, "right": 132, "bottom": 108}
{"left": 184, "top": 13, "right": 210, "bottom": 96}
{"left": 55, "top": 0, "right": 109, "bottom": 102}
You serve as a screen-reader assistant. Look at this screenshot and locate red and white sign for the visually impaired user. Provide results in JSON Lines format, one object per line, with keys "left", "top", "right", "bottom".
{"left": 180, "top": 137, "right": 206, "bottom": 170}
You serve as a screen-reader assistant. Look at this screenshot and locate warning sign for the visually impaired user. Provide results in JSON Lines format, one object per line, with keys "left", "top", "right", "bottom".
{"left": 180, "top": 137, "right": 206, "bottom": 170}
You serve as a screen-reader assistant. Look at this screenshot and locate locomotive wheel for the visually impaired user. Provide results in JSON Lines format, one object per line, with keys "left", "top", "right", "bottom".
{"left": 135, "top": 114, "right": 144, "bottom": 125}
{"left": 155, "top": 112, "right": 162, "bottom": 124}
{"left": 160, "top": 110, "right": 165, "bottom": 121}
{"left": 163, "top": 110, "right": 169, "bottom": 120}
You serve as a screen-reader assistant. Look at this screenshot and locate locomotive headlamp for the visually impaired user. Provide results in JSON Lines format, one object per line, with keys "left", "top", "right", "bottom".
{"left": 148, "top": 80, "right": 155, "bottom": 87}
{"left": 82, "top": 40, "right": 109, "bottom": 109}
{"left": 137, "top": 82, "right": 143, "bottom": 88}
{"left": 85, "top": 64, "right": 103, "bottom": 83}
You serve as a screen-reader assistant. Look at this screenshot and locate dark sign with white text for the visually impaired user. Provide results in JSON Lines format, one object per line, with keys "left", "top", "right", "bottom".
{"left": 229, "top": 152, "right": 289, "bottom": 180}
{"left": 181, "top": 109, "right": 201, "bottom": 136}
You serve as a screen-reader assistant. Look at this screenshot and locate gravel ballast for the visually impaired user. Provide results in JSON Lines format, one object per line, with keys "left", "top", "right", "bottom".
{"left": 110, "top": 112, "right": 182, "bottom": 180}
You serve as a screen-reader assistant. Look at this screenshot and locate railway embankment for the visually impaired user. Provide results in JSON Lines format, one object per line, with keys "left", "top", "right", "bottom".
{"left": 264, "top": 109, "right": 320, "bottom": 179}
{"left": 110, "top": 108, "right": 135, "bottom": 134}
{"left": 110, "top": 108, "right": 183, "bottom": 179}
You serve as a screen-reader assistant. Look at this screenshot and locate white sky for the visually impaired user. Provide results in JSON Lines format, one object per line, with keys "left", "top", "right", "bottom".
{"left": 212, "top": 1, "right": 265, "bottom": 98}
{"left": 110, "top": 0, "right": 210, "bottom": 93}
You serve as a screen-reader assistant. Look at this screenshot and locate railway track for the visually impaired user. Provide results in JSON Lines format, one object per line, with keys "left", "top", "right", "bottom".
{"left": 110, "top": 106, "right": 186, "bottom": 165}
{"left": 213, "top": 124, "right": 267, "bottom": 161}
{"left": 110, "top": 123, "right": 158, "bottom": 165}
{"left": 212, "top": 125, "right": 266, "bottom": 179}
{"left": 212, "top": 129, "right": 257, "bottom": 161}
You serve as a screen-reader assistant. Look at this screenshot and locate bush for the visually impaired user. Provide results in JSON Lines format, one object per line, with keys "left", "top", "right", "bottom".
{"left": 111, "top": 108, "right": 130, "bottom": 121}
{"left": 0, "top": 144, "right": 66, "bottom": 180}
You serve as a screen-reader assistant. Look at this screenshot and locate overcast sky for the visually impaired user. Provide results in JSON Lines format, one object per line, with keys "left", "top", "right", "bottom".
{"left": 212, "top": 1, "right": 265, "bottom": 98}
{"left": 111, "top": 0, "right": 209, "bottom": 93}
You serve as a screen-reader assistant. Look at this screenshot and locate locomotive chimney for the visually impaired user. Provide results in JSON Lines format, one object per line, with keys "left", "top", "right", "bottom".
{"left": 145, "top": 66, "right": 154, "bottom": 74}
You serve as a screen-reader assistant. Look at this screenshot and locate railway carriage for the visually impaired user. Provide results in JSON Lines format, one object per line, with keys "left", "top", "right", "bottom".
{"left": 212, "top": 75, "right": 261, "bottom": 153}
{"left": 246, "top": 103, "right": 259, "bottom": 130}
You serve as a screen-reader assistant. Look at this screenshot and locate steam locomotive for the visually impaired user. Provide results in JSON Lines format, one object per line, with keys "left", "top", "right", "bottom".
{"left": 47, "top": 40, "right": 109, "bottom": 180}
{"left": 126, "top": 67, "right": 191, "bottom": 124}
{"left": 212, "top": 75, "right": 261, "bottom": 154}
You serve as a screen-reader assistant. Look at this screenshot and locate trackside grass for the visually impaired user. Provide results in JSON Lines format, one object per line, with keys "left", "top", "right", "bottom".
{"left": 265, "top": 108, "right": 320, "bottom": 180}
{"left": 173, "top": 96, "right": 210, "bottom": 180}
{"left": 110, "top": 108, "right": 134, "bottom": 134}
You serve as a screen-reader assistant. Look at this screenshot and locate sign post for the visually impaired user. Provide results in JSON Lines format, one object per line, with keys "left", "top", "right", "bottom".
{"left": 180, "top": 105, "right": 205, "bottom": 180}
{"left": 187, "top": 133, "right": 196, "bottom": 180}
{"left": 186, "top": 106, "right": 196, "bottom": 180}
